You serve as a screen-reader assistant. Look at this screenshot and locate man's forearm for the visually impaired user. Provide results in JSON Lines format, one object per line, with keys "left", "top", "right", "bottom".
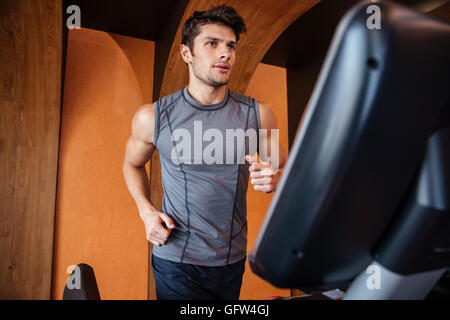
{"left": 122, "top": 162, "right": 158, "bottom": 216}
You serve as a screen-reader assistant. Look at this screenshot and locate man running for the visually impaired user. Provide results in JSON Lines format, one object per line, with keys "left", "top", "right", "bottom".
{"left": 123, "top": 5, "right": 288, "bottom": 300}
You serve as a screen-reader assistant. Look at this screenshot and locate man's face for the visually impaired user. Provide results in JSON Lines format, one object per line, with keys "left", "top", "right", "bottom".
{"left": 184, "top": 23, "right": 237, "bottom": 87}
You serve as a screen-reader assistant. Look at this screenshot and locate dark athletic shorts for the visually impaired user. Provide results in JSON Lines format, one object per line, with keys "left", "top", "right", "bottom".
{"left": 151, "top": 254, "right": 246, "bottom": 300}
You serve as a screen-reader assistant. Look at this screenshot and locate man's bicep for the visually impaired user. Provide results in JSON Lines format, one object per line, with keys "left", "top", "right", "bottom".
{"left": 124, "top": 135, "right": 156, "bottom": 168}
{"left": 258, "top": 101, "right": 278, "bottom": 131}
{"left": 258, "top": 101, "right": 288, "bottom": 168}
{"left": 124, "top": 104, "right": 157, "bottom": 167}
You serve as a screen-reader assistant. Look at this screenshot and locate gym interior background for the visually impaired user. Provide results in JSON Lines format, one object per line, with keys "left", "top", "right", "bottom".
{"left": 1, "top": 0, "right": 449, "bottom": 299}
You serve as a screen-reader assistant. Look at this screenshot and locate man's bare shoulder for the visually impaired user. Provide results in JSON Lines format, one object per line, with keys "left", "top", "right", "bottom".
{"left": 131, "top": 103, "right": 155, "bottom": 144}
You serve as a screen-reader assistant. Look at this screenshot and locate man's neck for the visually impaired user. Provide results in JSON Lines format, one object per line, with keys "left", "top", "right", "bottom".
{"left": 187, "top": 82, "right": 227, "bottom": 105}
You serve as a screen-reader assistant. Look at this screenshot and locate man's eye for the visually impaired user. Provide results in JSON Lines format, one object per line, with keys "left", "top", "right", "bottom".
{"left": 207, "top": 41, "right": 216, "bottom": 46}
{"left": 228, "top": 45, "right": 236, "bottom": 50}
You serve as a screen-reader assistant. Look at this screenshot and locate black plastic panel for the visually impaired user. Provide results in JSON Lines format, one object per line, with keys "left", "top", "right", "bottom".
{"left": 249, "top": 1, "right": 450, "bottom": 289}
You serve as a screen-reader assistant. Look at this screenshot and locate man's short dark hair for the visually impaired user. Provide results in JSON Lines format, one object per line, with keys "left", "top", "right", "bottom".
{"left": 182, "top": 5, "right": 247, "bottom": 54}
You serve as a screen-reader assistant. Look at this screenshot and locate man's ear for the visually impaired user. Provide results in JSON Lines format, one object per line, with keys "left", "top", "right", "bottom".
{"left": 180, "top": 44, "right": 192, "bottom": 64}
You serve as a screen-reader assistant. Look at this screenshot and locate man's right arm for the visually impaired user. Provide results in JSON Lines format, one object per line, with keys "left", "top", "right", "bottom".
{"left": 122, "top": 104, "right": 175, "bottom": 246}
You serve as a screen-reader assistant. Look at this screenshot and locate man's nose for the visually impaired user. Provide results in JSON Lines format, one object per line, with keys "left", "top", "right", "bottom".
{"left": 218, "top": 46, "right": 231, "bottom": 61}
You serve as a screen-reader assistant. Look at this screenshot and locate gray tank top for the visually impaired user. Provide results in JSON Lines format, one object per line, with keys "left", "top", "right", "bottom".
{"left": 152, "top": 86, "right": 260, "bottom": 266}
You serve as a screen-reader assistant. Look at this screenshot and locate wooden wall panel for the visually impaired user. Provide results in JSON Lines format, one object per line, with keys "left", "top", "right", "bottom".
{"left": 0, "top": 0, "right": 62, "bottom": 299}
{"left": 51, "top": 29, "right": 154, "bottom": 300}
{"left": 241, "top": 63, "right": 290, "bottom": 299}
{"left": 159, "top": 0, "right": 320, "bottom": 98}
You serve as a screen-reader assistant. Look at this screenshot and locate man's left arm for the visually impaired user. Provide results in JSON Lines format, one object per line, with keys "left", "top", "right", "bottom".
{"left": 246, "top": 101, "right": 288, "bottom": 193}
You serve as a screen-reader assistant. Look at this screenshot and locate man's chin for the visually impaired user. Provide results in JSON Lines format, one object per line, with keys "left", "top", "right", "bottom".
{"left": 211, "top": 81, "right": 229, "bottom": 88}
{"left": 208, "top": 77, "right": 230, "bottom": 88}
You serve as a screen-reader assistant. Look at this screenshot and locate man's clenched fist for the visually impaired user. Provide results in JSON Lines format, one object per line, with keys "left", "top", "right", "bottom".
{"left": 246, "top": 154, "right": 282, "bottom": 193}
{"left": 140, "top": 210, "right": 175, "bottom": 246}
